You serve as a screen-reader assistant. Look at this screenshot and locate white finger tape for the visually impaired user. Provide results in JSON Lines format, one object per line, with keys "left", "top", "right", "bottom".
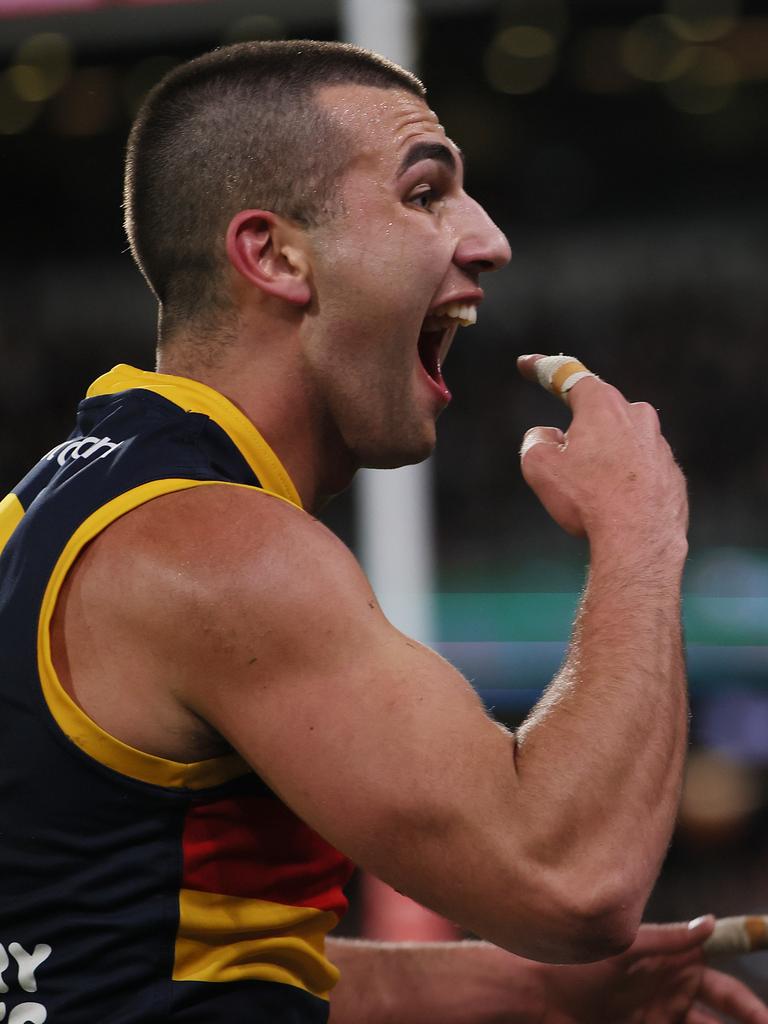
{"left": 534, "top": 355, "right": 596, "bottom": 401}
{"left": 704, "top": 915, "right": 768, "bottom": 956}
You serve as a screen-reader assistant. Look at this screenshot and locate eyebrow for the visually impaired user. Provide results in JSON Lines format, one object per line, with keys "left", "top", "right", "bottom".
{"left": 395, "top": 141, "right": 464, "bottom": 179}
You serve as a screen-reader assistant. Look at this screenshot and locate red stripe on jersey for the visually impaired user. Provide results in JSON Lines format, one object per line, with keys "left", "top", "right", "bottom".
{"left": 181, "top": 791, "right": 354, "bottom": 917}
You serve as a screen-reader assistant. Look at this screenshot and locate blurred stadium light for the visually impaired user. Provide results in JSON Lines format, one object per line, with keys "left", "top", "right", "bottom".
{"left": 0, "top": 0, "right": 496, "bottom": 51}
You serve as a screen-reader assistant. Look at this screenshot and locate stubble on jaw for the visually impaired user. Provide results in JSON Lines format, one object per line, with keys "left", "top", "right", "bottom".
{"left": 302, "top": 86, "right": 454, "bottom": 468}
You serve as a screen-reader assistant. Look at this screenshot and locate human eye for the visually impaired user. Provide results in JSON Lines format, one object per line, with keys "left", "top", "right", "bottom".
{"left": 407, "top": 185, "right": 441, "bottom": 212}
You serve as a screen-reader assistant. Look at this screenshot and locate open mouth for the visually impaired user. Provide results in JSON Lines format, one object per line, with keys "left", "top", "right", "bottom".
{"left": 417, "top": 325, "right": 449, "bottom": 388}
{"left": 417, "top": 302, "right": 478, "bottom": 394}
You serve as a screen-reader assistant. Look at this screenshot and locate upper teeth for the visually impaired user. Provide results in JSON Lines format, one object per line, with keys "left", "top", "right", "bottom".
{"left": 429, "top": 302, "right": 478, "bottom": 327}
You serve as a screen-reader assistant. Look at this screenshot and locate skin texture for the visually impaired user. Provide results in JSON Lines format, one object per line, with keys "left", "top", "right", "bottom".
{"left": 48, "top": 82, "right": 763, "bottom": 1019}
{"left": 53, "top": 399, "right": 687, "bottom": 959}
{"left": 328, "top": 919, "right": 768, "bottom": 1023}
{"left": 167, "top": 84, "right": 511, "bottom": 504}
{"left": 295, "top": 86, "right": 509, "bottom": 470}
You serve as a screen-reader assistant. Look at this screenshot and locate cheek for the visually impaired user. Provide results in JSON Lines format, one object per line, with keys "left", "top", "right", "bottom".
{"left": 340, "top": 212, "right": 445, "bottom": 277}
{"left": 314, "top": 219, "right": 451, "bottom": 332}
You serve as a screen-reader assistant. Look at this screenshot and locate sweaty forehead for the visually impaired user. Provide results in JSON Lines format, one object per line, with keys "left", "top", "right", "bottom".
{"left": 315, "top": 83, "right": 453, "bottom": 169}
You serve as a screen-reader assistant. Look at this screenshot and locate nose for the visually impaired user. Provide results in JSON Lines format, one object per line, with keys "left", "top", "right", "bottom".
{"left": 454, "top": 196, "right": 512, "bottom": 274}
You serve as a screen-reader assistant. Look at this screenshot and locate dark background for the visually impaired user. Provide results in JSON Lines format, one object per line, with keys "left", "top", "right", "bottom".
{"left": 2, "top": 0, "right": 768, "bottom": 995}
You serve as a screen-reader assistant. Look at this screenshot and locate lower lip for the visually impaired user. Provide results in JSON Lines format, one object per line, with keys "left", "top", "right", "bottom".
{"left": 419, "top": 362, "right": 452, "bottom": 407}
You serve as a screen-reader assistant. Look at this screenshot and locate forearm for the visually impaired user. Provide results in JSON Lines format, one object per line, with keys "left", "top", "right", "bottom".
{"left": 514, "top": 537, "right": 688, "bottom": 921}
{"left": 327, "top": 938, "right": 545, "bottom": 1024}
{"left": 321, "top": 545, "right": 688, "bottom": 965}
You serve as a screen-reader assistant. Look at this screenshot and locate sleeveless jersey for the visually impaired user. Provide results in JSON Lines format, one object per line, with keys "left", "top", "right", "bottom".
{"left": 0, "top": 364, "right": 355, "bottom": 1023}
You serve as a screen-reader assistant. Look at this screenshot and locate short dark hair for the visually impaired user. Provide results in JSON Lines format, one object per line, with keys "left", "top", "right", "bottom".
{"left": 123, "top": 39, "right": 426, "bottom": 338}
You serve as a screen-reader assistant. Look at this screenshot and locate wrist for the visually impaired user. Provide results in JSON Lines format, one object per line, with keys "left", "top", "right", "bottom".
{"left": 588, "top": 529, "right": 688, "bottom": 579}
{"left": 467, "top": 944, "right": 554, "bottom": 1024}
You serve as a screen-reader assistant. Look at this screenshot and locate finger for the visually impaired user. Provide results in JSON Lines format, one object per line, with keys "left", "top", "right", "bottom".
{"left": 630, "top": 918, "right": 716, "bottom": 957}
{"left": 629, "top": 400, "right": 661, "bottom": 432}
{"left": 520, "top": 425, "right": 565, "bottom": 462}
{"left": 519, "top": 434, "right": 585, "bottom": 537}
{"left": 704, "top": 916, "right": 768, "bottom": 957}
{"left": 517, "top": 353, "right": 597, "bottom": 405}
{"left": 698, "top": 968, "right": 768, "bottom": 1023}
{"left": 516, "top": 353, "right": 546, "bottom": 383}
{"left": 686, "top": 1007, "right": 724, "bottom": 1024}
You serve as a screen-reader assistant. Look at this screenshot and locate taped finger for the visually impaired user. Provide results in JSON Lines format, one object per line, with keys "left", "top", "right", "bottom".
{"left": 534, "top": 355, "right": 597, "bottom": 403}
{"left": 703, "top": 915, "right": 768, "bottom": 956}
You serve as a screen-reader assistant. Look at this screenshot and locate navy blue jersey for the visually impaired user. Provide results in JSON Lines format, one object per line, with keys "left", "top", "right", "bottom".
{"left": 0, "top": 365, "right": 353, "bottom": 1023}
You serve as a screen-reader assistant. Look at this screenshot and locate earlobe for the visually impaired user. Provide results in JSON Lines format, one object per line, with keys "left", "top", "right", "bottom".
{"left": 225, "top": 210, "right": 311, "bottom": 307}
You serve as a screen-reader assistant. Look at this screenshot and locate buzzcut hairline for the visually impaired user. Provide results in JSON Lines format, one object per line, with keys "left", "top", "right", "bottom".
{"left": 123, "top": 39, "right": 427, "bottom": 343}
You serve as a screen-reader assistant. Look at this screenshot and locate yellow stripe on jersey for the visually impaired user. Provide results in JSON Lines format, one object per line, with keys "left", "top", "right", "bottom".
{"left": 36, "top": 477, "right": 295, "bottom": 789}
{"left": 87, "top": 364, "right": 302, "bottom": 510}
{"left": 173, "top": 888, "right": 339, "bottom": 998}
{"left": 0, "top": 493, "right": 24, "bottom": 557}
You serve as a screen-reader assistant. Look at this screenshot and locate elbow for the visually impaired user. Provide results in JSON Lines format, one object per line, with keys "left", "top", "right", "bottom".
{"left": 503, "top": 868, "right": 644, "bottom": 964}
{"left": 542, "top": 873, "right": 644, "bottom": 963}
{"left": 556, "top": 900, "right": 640, "bottom": 964}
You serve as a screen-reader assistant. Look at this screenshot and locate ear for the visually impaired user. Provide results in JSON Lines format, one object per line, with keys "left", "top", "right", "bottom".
{"left": 225, "top": 210, "right": 312, "bottom": 307}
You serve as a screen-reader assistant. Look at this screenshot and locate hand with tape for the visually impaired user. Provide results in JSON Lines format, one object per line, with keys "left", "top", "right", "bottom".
{"left": 527, "top": 916, "right": 768, "bottom": 1023}
{"left": 517, "top": 353, "right": 688, "bottom": 550}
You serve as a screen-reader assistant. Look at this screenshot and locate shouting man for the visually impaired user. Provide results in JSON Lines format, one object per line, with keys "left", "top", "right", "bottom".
{"left": 0, "top": 40, "right": 764, "bottom": 1024}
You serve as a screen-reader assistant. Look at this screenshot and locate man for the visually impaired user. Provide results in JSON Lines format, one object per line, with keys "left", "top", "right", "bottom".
{"left": 0, "top": 39, "right": 764, "bottom": 1023}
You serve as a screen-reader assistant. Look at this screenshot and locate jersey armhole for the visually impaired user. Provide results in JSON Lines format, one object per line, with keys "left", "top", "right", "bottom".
{"left": 36, "top": 477, "right": 296, "bottom": 790}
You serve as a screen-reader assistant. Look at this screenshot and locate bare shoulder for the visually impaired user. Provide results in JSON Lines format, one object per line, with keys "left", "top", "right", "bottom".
{"left": 98, "top": 482, "right": 376, "bottom": 640}
{"left": 83, "top": 481, "right": 392, "bottom": 731}
{"left": 53, "top": 483, "right": 361, "bottom": 760}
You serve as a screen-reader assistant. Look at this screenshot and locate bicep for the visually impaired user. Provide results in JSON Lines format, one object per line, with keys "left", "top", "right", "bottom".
{"left": 116, "top": 487, "right": 598, "bottom": 954}
{"left": 176, "top": 496, "right": 513, "bottom": 891}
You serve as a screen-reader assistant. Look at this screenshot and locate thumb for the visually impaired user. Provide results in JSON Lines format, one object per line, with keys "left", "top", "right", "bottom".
{"left": 519, "top": 427, "right": 584, "bottom": 537}
{"left": 520, "top": 425, "right": 566, "bottom": 462}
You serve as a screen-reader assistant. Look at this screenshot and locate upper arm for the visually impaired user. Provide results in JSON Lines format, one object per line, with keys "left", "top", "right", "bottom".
{"left": 120, "top": 484, "right": 517, "bottom": 916}
{"left": 78, "top": 483, "right": 641, "bottom": 960}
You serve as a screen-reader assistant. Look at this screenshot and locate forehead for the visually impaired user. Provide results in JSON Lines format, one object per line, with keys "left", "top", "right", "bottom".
{"left": 315, "top": 83, "right": 456, "bottom": 172}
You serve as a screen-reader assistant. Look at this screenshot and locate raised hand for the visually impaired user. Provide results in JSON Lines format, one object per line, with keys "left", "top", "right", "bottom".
{"left": 517, "top": 352, "right": 688, "bottom": 552}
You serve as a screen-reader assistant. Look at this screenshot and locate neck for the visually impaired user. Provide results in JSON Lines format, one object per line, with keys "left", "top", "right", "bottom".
{"left": 156, "top": 335, "right": 357, "bottom": 514}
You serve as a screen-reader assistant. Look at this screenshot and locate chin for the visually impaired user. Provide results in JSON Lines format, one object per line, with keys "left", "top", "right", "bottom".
{"left": 358, "top": 429, "right": 437, "bottom": 470}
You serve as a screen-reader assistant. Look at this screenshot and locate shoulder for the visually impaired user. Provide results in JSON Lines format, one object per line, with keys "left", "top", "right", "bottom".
{"left": 83, "top": 481, "right": 376, "bottom": 664}
{"left": 140, "top": 481, "right": 366, "bottom": 589}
